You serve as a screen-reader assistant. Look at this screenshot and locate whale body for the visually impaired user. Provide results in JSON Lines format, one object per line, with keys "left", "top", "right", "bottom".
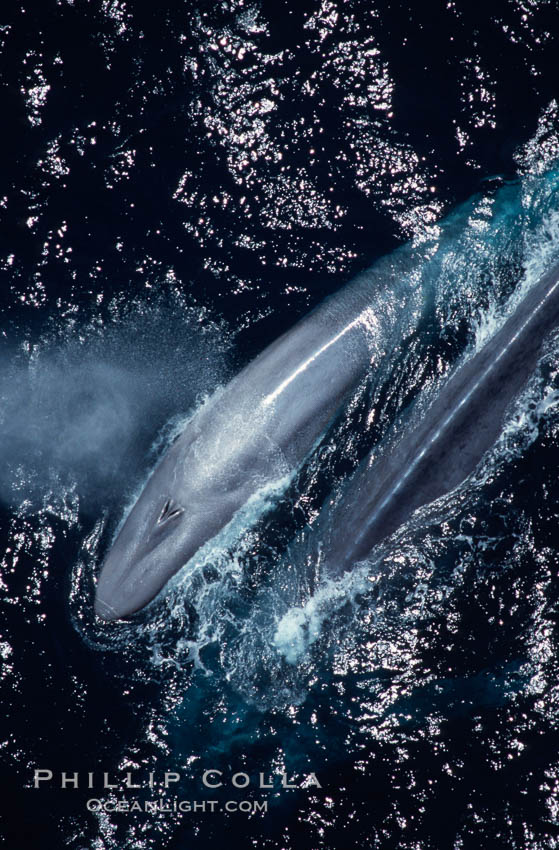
{"left": 324, "top": 260, "right": 559, "bottom": 575}
{"left": 94, "top": 260, "right": 414, "bottom": 620}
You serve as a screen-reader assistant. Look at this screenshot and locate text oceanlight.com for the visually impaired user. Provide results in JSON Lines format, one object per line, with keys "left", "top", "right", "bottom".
{"left": 86, "top": 798, "right": 268, "bottom": 815}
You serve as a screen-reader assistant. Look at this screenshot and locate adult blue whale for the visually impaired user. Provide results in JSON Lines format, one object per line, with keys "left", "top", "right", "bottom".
{"left": 323, "top": 259, "right": 559, "bottom": 575}
{"left": 95, "top": 259, "right": 416, "bottom": 620}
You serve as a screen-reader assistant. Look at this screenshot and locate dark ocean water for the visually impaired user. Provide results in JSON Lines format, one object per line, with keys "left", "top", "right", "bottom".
{"left": 2, "top": 2, "right": 559, "bottom": 848}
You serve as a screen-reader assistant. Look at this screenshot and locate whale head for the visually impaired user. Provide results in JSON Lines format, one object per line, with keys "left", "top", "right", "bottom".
{"left": 94, "top": 482, "right": 204, "bottom": 621}
{"left": 93, "top": 420, "right": 238, "bottom": 621}
{"left": 93, "top": 393, "right": 271, "bottom": 621}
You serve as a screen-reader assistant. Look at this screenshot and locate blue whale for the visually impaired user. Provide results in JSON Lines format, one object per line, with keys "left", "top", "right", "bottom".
{"left": 324, "top": 260, "right": 559, "bottom": 575}
{"left": 95, "top": 246, "right": 559, "bottom": 621}
{"left": 94, "top": 260, "right": 415, "bottom": 620}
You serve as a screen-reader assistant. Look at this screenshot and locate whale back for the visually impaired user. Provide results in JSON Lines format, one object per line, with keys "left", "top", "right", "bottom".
{"left": 325, "top": 262, "right": 559, "bottom": 574}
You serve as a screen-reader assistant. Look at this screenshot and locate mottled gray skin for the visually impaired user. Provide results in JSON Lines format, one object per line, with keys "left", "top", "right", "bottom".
{"left": 95, "top": 266, "right": 405, "bottom": 620}
{"left": 325, "top": 262, "right": 559, "bottom": 575}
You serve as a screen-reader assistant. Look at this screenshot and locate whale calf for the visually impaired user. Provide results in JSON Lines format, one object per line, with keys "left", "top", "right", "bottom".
{"left": 324, "top": 260, "right": 559, "bottom": 575}
{"left": 94, "top": 260, "right": 416, "bottom": 620}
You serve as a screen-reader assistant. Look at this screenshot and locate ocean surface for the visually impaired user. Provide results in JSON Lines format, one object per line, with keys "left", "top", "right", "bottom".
{"left": 2, "top": 2, "right": 559, "bottom": 848}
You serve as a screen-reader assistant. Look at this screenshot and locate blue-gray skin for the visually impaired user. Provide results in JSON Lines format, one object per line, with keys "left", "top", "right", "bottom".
{"left": 94, "top": 263, "right": 411, "bottom": 620}
{"left": 324, "top": 262, "right": 559, "bottom": 576}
